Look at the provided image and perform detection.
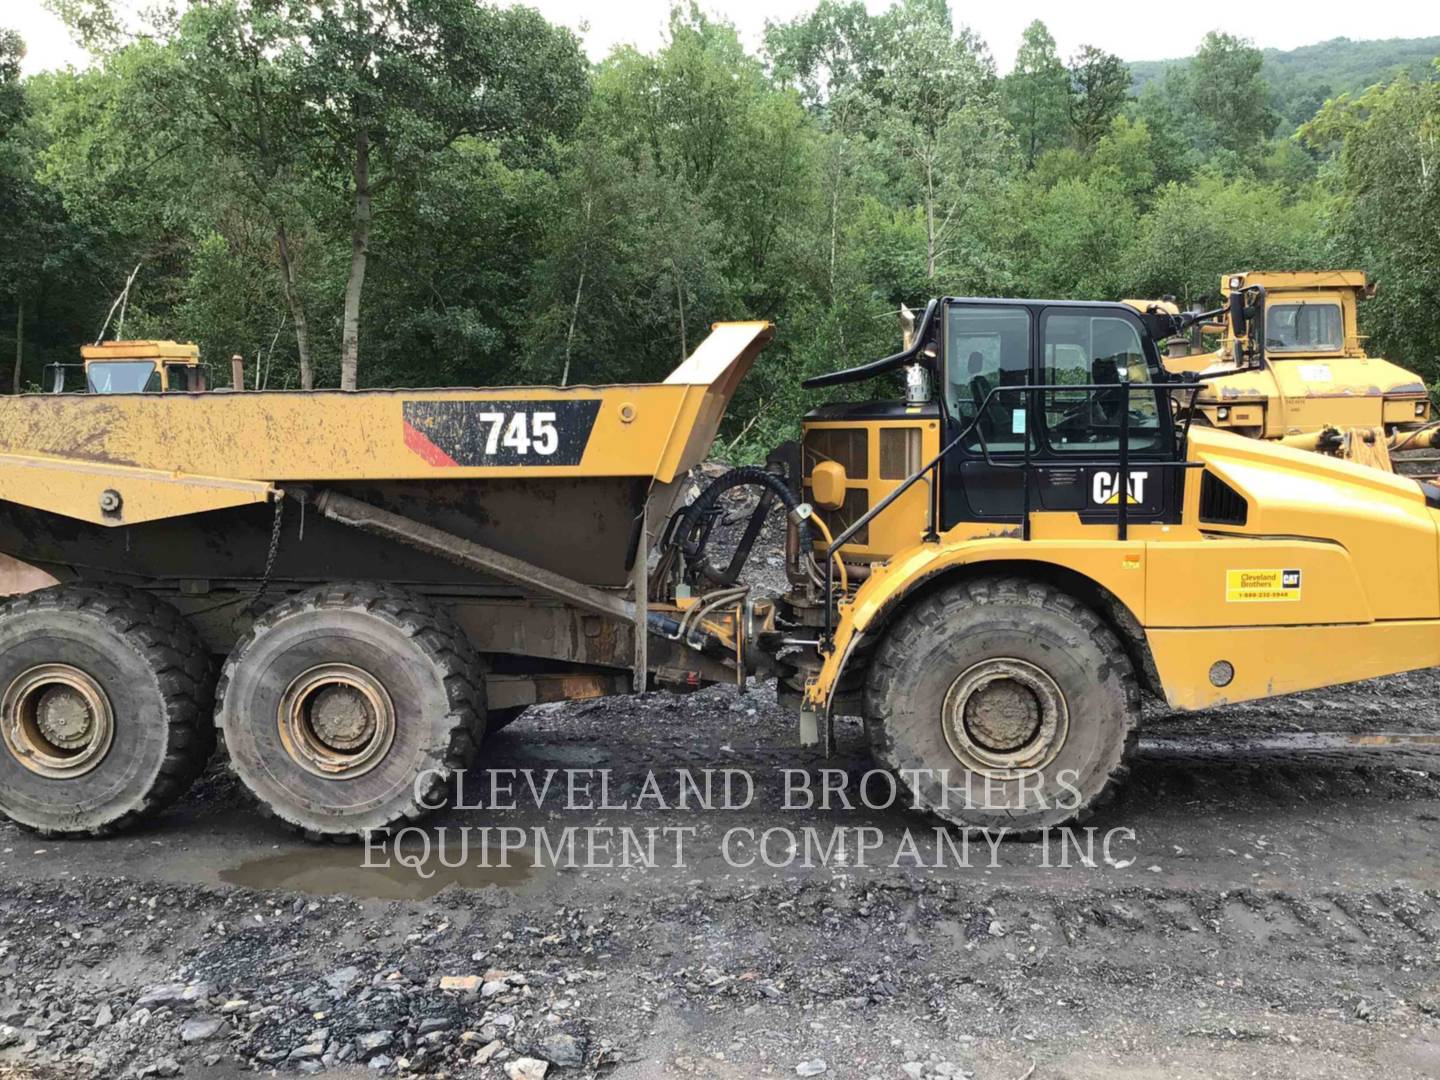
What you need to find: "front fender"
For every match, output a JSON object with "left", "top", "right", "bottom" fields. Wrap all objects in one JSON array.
[{"left": 803, "top": 537, "right": 1149, "bottom": 715}]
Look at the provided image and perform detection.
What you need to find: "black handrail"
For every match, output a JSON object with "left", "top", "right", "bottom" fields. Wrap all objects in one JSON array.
[{"left": 818, "top": 380, "right": 1204, "bottom": 645}]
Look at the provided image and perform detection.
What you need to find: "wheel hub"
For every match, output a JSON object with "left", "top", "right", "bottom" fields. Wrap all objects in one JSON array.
[
  {"left": 278, "top": 664, "right": 396, "bottom": 779},
  {"left": 941, "top": 658, "right": 1068, "bottom": 778},
  {"left": 2, "top": 664, "right": 115, "bottom": 778}
]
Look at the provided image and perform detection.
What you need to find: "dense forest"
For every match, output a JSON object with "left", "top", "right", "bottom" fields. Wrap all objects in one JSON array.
[{"left": 0, "top": 0, "right": 1437, "bottom": 456}]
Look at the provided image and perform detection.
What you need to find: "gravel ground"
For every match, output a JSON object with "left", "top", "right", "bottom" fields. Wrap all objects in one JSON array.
[{"left": 4, "top": 667, "right": 1440, "bottom": 1080}]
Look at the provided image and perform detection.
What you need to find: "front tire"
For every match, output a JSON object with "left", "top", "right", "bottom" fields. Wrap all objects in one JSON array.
[
  {"left": 0, "top": 584, "right": 215, "bottom": 836},
  {"left": 216, "top": 583, "right": 483, "bottom": 839},
  {"left": 864, "top": 576, "right": 1139, "bottom": 834}
]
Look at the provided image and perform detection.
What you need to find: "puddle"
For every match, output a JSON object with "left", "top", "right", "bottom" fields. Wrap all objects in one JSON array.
[
  {"left": 1140, "top": 731, "right": 1440, "bottom": 755},
  {"left": 220, "top": 846, "right": 535, "bottom": 901}
]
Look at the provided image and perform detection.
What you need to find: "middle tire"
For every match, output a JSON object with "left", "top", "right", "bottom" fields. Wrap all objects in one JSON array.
[{"left": 217, "top": 583, "right": 483, "bottom": 839}]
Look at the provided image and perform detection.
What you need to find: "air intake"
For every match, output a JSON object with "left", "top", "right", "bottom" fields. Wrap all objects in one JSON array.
[{"left": 1199, "top": 471, "right": 1247, "bottom": 525}]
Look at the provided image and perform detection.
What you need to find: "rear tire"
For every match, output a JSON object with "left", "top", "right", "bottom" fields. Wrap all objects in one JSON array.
[
  {"left": 216, "top": 583, "right": 483, "bottom": 839},
  {"left": 0, "top": 584, "right": 215, "bottom": 837},
  {"left": 864, "top": 576, "right": 1139, "bottom": 834}
]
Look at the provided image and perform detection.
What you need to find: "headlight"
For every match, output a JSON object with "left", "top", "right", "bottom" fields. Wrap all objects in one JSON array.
[
  {"left": 1216, "top": 406, "right": 1230, "bottom": 421},
  {"left": 1418, "top": 400, "right": 1429, "bottom": 417}
]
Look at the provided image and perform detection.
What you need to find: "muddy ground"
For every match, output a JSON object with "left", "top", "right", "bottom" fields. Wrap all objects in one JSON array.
[{"left": 2, "top": 663, "right": 1440, "bottom": 1080}]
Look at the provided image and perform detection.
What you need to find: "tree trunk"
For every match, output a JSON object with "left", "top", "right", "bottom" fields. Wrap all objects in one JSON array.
[
  {"left": 924, "top": 158, "right": 938, "bottom": 280},
  {"left": 561, "top": 267, "right": 586, "bottom": 389},
  {"left": 672, "top": 258, "right": 687, "bottom": 361},
  {"left": 340, "top": 128, "right": 372, "bottom": 392},
  {"left": 11, "top": 295, "right": 23, "bottom": 395},
  {"left": 275, "top": 223, "right": 314, "bottom": 390},
  {"left": 560, "top": 195, "right": 594, "bottom": 388}
]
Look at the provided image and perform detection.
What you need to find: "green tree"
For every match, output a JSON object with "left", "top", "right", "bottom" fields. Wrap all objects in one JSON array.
[
  {"left": 1185, "top": 31, "right": 1277, "bottom": 158},
  {"left": 1003, "top": 20, "right": 1070, "bottom": 168},
  {"left": 870, "top": 1, "right": 1010, "bottom": 279},
  {"left": 1304, "top": 73, "right": 1440, "bottom": 381},
  {"left": 297, "top": 0, "right": 587, "bottom": 388},
  {"left": 1068, "top": 45, "right": 1130, "bottom": 151}
]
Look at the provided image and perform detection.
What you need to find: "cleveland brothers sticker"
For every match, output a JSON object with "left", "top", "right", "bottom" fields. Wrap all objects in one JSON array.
[{"left": 1226, "top": 568, "right": 1302, "bottom": 602}]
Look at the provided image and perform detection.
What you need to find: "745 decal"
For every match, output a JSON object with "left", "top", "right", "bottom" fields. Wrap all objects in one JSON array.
[{"left": 402, "top": 400, "right": 600, "bottom": 467}]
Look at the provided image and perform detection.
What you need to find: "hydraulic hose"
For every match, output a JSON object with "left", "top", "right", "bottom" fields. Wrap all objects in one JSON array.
[{"left": 673, "top": 465, "right": 812, "bottom": 588}]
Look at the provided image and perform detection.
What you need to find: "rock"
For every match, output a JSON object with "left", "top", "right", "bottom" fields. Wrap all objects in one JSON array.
[
  {"left": 368, "top": 1054, "right": 394, "bottom": 1071},
  {"left": 136, "top": 1058, "right": 182, "bottom": 1079},
  {"left": 357, "top": 1030, "right": 394, "bottom": 1057},
  {"left": 134, "top": 982, "right": 210, "bottom": 1011},
  {"left": 506, "top": 1057, "right": 550, "bottom": 1080},
  {"left": 902, "top": 1064, "right": 924, "bottom": 1080},
  {"left": 417, "top": 1017, "right": 453, "bottom": 1035},
  {"left": 325, "top": 966, "right": 362, "bottom": 992},
  {"left": 94, "top": 1003, "right": 114, "bottom": 1029},
  {"left": 289, "top": 1041, "right": 326, "bottom": 1061},
  {"left": 219, "top": 999, "right": 249, "bottom": 1014},
  {"left": 475, "top": 1039, "right": 505, "bottom": 1064},
  {"left": 538, "top": 1032, "right": 585, "bottom": 1067},
  {"left": 796, "top": 1060, "right": 827, "bottom": 1077},
  {"left": 481, "top": 980, "right": 509, "bottom": 999},
  {"left": 0, "top": 1026, "right": 19, "bottom": 1050},
  {"left": 180, "top": 1017, "right": 227, "bottom": 1043},
  {"left": 1355, "top": 999, "right": 1375, "bottom": 1021},
  {"left": 483, "top": 969, "right": 515, "bottom": 983},
  {"left": 440, "top": 975, "right": 482, "bottom": 993}
]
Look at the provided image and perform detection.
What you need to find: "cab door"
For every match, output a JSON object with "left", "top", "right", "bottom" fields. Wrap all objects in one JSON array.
[
  {"left": 939, "top": 302, "right": 1035, "bottom": 522},
  {"left": 939, "top": 300, "right": 1182, "bottom": 530}
]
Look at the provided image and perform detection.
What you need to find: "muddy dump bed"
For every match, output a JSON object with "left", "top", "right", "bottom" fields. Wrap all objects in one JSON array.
[{"left": 0, "top": 323, "right": 771, "bottom": 592}]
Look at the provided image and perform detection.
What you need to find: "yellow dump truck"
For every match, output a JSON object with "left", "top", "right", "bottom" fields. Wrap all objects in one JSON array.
[
  {"left": 1132, "top": 272, "right": 1436, "bottom": 472},
  {"left": 3, "top": 301, "right": 1440, "bottom": 839},
  {"left": 46, "top": 340, "right": 207, "bottom": 394}
]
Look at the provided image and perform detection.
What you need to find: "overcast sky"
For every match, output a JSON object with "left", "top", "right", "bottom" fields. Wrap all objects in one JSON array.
[{"left": 6, "top": 0, "right": 1440, "bottom": 76}]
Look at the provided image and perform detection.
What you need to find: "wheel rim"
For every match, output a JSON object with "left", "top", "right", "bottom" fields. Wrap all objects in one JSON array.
[
  {"left": 278, "top": 663, "right": 396, "bottom": 779},
  {"left": 2, "top": 664, "right": 116, "bottom": 779},
  {"left": 940, "top": 658, "right": 1068, "bottom": 778}
]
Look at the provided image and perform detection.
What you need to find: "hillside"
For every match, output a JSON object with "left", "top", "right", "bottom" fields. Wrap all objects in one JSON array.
[{"left": 1130, "top": 35, "right": 1440, "bottom": 126}]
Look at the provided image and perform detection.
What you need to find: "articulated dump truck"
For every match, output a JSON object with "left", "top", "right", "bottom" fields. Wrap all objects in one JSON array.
[
  {"left": 3, "top": 301, "right": 1440, "bottom": 840},
  {"left": 1130, "top": 271, "right": 1439, "bottom": 475}
]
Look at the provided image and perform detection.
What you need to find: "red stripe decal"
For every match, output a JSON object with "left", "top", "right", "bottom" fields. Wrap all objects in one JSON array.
[{"left": 403, "top": 420, "right": 460, "bottom": 467}]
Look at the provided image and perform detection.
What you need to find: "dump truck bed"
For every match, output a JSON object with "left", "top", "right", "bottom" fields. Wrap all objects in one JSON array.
[{"left": 0, "top": 322, "right": 771, "bottom": 595}]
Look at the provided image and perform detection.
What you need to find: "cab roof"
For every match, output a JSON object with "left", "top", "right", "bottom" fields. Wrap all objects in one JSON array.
[
  {"left": 80, "top": 340, "right": 200, "bottom": 362},
  {"left": 1222, "top": 270, "right": 1368, "bottom": 294}
]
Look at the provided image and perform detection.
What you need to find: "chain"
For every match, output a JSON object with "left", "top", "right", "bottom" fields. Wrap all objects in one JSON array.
[{"left": 249, "top": 492, "right": 285, "bottom": 612}]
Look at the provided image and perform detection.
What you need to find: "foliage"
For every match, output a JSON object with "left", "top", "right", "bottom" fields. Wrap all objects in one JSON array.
[{"left": 1, "top": 3, "right": 1439, "bottom": 455}]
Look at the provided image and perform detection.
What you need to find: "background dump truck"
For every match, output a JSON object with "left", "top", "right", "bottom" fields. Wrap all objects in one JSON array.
[
  {"left": 44, "top": 340, "right": 208, "bottom": 395},
  {"left": 1137, "top": 271, "right": 1438, "bottom": 474},
  {"left": 3, "top": 302, "right": 1440, "bottom": 840}
]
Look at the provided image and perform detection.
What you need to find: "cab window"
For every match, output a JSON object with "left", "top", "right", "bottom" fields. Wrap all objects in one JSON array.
[
  {"left": 165, "top": 364, "right": 193, "bottom": 391},
  {"left": 1266, "top": 302, "right": 1342, "bottom": 352},
  {"left": 87, "top": 361, "right": 160, "bottom": 394},
  {"left": 1041, "top": 312, "right": 1161, "bottom": 454},
  {"left": 945, "top": 305, "right": 1031, "bottom": 452}
]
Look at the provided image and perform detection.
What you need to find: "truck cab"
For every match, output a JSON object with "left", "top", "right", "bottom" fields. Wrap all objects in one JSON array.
[
  {"left": 1181, "top": 271, "right": 1429, "bottom": 439},
  {"left": 48, "top": 340, "right": 206, "bottom": 394},
  {"left": 802, "top": 297, "right": 1180, "bottom": 566}
]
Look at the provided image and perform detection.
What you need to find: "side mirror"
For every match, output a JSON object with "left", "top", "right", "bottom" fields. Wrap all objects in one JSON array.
[
  {"left": 899, "top": 304, "right": 916, "bottom": 350},
  {"left": 1228, "top": 289, "right": 1247, "bottom": 337},
  {"left": 810, "top": 461, "right": 848, "bottom": 511}
]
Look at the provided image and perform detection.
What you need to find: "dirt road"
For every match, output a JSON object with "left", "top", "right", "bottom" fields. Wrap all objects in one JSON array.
[{"left": 4, "top": 669, "right": 1440, "bottom": 1080}]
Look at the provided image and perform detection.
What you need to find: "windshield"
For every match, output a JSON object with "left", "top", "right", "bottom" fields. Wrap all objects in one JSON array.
[
  {"left": 1265, "top": 302, "right": 1343, "bottom": 352},
  {"left": 87, "top": 361, "right": 159, "bottom": 393}
]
